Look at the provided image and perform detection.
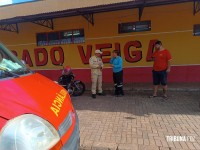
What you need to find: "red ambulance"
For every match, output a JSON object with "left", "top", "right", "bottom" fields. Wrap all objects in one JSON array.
[{"left": 0, "top": 43, "right": 80, "bottom": 150}]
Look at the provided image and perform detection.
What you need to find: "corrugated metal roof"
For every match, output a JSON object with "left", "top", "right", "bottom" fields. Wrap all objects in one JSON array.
[
  {"left": 0, "top": 0, "right": 133, "bottom": 20},
  {"left": 0, "top": 0, "right": 193, "bottom": 24}
]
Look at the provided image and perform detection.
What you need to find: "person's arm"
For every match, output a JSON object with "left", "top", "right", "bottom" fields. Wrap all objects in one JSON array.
[
  {"left": 100, "top": 60, "right": 104, "bottom": 68},
  {"left": 166, "top": 60, "right": 171, "bottom": 73},
  {"left": 110, "top": 57, "right": 114, "bottom": 67},
  {"left": 98, "top": 58, "right": 103, "bottom": 69},
  {"left": 166, "top": 50, "right": 172, "bottom": 73},
  {"left": 89, "top": 57, "right": 99, "bottom": 69},
  {"left": 110, "top": 57, "right": 114, "bottom": 64}
]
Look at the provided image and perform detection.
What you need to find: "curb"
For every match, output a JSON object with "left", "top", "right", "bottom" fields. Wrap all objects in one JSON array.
[{"left": 85, "top": 88, "right": 200, "bottom": 92}]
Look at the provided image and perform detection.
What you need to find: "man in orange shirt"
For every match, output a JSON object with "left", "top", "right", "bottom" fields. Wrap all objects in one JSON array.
[{"left": 150, "top": 40, "right": 172, "bottom": 98}]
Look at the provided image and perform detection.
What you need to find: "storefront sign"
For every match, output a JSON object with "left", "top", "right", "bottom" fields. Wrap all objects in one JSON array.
[{"left": 11, "top": 40, "right": 157, "bottom": 67}]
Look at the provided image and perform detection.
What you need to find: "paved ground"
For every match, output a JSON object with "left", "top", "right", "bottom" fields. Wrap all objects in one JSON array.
[{"left": 72, "top": 86, "right": 200, "bottom": 150}]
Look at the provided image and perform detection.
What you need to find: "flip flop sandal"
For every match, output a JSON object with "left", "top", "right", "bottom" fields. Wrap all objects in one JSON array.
[
  {"left": 149, "top": 95, "right": 157, "bottom": 98},
  {"left": 163, "top": 95, "right": 168, "bottom": 99}
]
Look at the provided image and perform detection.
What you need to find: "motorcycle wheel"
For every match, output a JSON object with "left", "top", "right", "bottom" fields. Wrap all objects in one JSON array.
[
  {"left": 58, "top": 76, "right": 73, "bottom": 96},
  {"left": 72, "top": 81, "right": 85, "bottom": 96}
]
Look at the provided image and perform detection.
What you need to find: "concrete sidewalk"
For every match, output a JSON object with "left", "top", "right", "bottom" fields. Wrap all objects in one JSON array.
[
  {"left": 72, "top": 91, "right": 200, "bottom": 150},
  {"left": 85, "top": 82, "right": 200, "bottom": 92}
]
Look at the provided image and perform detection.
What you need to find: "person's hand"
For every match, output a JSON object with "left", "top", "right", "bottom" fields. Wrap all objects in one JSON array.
[
  {"left": 98, "top": 64, "right": 102, "bottom": 69},
  {"left": 166, "top": 68, "right": 170, "bottom": 73}
]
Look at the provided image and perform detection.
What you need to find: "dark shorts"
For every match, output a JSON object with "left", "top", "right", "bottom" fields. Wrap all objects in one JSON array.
[{"left": 152, "top": 70, "right": 168, "bottom": 86}]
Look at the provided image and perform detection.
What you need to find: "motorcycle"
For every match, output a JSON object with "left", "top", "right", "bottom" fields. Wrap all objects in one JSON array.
[{"left": 57, "top": 65, "right": 85, "bottom": 96}]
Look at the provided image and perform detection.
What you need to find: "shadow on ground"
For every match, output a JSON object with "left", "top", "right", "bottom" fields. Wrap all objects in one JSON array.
[{"left": 72, "top": 91, "right": 200, "bottom": 117}]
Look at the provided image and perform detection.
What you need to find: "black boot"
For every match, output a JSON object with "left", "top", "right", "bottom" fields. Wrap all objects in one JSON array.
[
  {"left": 115, "top": 87, "right": 119, "bottom": 96},
  {"left": 92, "top": 94, "right": 96, "bottom": 99},
  {"left": 120, "top": 87, "right": 124, "bottom": 96}
]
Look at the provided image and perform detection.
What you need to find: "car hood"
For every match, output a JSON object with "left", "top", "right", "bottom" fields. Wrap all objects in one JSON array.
[{"left": 0, "top": 73, "right": 73, "bottom": 129}]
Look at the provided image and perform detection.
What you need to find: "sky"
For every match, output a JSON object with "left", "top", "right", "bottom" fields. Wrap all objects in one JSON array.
[{"left": 0, "top": 0, "right": 34, "bottom": 6}]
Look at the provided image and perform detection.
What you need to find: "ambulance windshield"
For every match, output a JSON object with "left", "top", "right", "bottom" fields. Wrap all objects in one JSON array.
[{"left": 0, "top": 43, "right": 31, "bottom": 79}]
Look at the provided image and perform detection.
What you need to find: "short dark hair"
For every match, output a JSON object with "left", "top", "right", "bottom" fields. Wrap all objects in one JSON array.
[
  {"left": 155, "top": 40, "right": 162, "bottom": 45},
  {"left": 112, "top": 50, "right": 120, "bottom": 56}
]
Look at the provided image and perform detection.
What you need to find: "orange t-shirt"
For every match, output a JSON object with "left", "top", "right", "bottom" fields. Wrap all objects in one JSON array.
[{"left": 153, "top": 49, "right": 172, "bottom": 71}]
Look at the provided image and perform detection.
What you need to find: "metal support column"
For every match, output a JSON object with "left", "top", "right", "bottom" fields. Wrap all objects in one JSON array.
[
  {"left": 194, "top": 0, "right": 200, "bottom": 15},
  {"left": 138, "top": 0, "right": 145, "bottom": 21},
  {"left": 82, "top": 13, "right": 94, "bottom": 26},
  {"left": 0, "top": 23, "right": 19, "bottom": 33},
  {"left": 32, "top": 19, "right": 54, "bottom": 30}
]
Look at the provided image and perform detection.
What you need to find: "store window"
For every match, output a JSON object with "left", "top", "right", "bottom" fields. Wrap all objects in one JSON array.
[
  {"left": 118, "top": 21, "right": 151, "bottom": 33},
  {"left": 193, "top": 24, "right": 200, "bottom": 36},
  {"left": 37, "top": 33, "right": 48, "bottom": 46},
  {"left": 36, "top": 29, "right": 85, "bottom": 46},
  {"left": 60, "top": 31, "right": 73, "bottom": 44},
  {"left": 48, "top": 32, "right": 60, "bottom": 45},
  {"left": 73, "top": 29, "right": 85, "bottom": 43}
]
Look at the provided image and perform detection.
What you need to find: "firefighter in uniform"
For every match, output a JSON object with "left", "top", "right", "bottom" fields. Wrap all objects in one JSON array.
[{"left": 89, "top": 49, "right": 104, "bottom": 98}]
